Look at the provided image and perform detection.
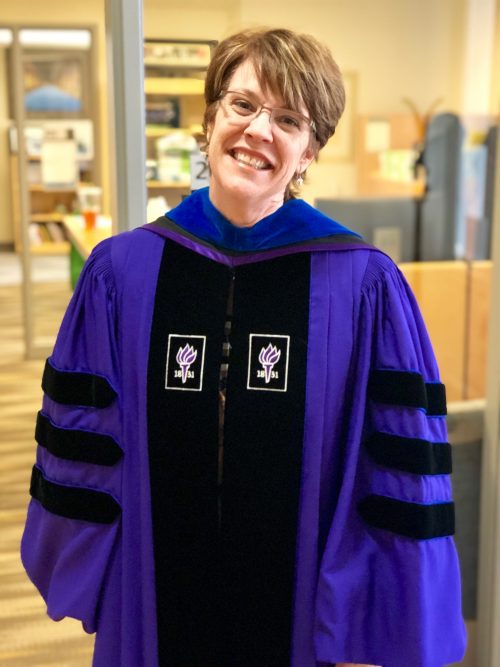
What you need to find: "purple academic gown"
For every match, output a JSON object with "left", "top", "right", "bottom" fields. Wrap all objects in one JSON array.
[{"left": 21, "top": 191, "right": 466, "bottom": 667}]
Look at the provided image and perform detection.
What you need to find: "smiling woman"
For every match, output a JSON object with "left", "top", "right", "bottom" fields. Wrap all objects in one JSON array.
[
  {"left": 206, "top": 59, "right": 316, "bottom": 225},
  {"left": 21, "top": 28, "right": 466, "bottom": 667},
  {"left": 203, "top": 28, "right": 345, "bottom": 224}
]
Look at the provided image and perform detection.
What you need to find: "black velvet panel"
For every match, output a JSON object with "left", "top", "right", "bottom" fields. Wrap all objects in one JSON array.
[
  {"left": 30, "top": 465, "right": 120, "bottom": 524},
  {"left": 368, "top": 369, "right": 427, "bottom": 409},
  {"left": 426, "top": 382, "right": 447, "bottom": 416},
  {"left": 221, "top": 253, "right": 310, "bottom": 666},
  {"left": 147, "top": 240, "right": 231, "bottom": 667},
  {"left": 42, "top": 359, "right": 117, "bottom": 408},
  {"left": 358, "top": 494, "right": 455, "bottom": 539},
  {"left": 365, "top": 431, "right": 452, "bottom": 475},
  {"left": 35, "top": 411, "right": 123, "bottom": 466}
]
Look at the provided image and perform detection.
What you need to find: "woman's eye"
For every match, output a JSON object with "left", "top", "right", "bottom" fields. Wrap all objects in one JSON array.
[
  {"left": 276, "top": 114, "right": 301, "bottom": 129},
  {"left": 232, "top": 98, "right": 255, "bottom": 114}
]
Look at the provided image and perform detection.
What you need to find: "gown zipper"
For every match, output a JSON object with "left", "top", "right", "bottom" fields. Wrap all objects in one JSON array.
[{"left": 218, "top": 268, "right": 235, "bottom": 530}]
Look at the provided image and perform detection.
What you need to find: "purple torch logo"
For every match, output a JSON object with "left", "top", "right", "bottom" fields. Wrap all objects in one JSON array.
[
  {"left": 176, "top": 343, "right": 198, "bottom": 384},
  {"left": 258, "top": 343, "right": 281, "bottom": 383}
]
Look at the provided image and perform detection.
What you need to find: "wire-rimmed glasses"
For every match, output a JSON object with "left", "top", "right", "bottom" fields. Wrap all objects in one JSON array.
[{"left": 219, "top": 90, "right": 316, "bottom": 136}]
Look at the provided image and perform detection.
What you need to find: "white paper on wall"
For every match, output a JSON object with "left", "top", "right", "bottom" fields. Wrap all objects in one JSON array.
[{"left": 366, "top": 120, "right": 391, "bottom": 153}]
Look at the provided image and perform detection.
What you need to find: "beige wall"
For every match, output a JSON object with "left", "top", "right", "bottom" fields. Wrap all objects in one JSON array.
[
  {"left": 238, "top": 0, "right": 466, "bottom": 115},
  {"left": 1, "top": 0, "right": 497, "bottom": 242},
  {"left": 0, "top": 48, "right": 13, "bottom": 244},
  {"left": 492, "top": 0, "right": 500, "bottom": 114},
  {"left": 144, "top": 4, "right": 241, "bottom": 41},
  {"left": 0, "top": 0, "right": 108, "bottom": 246},
  {"left": 145, "top": 0, "right": 469, "bottom": 203}
]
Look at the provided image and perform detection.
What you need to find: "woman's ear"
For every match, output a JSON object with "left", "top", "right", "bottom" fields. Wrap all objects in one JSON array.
[
  {"left": 206, "top": 121, "right": 213, "bottom": 145},
  {"left": 298, "top": 145, "right": 315, "bottom": 174}
]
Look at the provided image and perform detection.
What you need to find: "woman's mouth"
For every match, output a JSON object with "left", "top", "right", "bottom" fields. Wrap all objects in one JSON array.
[{"left": 230, "top": 150, "right": 273, "bottom": 171}]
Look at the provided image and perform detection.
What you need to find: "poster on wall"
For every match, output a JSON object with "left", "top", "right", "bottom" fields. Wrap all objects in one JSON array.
[
  {"left": 144, "top": 40, "right": 214, "bottom": 69},
  {"left": 22, "top": 120, "right": 94, "bottom": 160},
  {"left": 146, "top": 98, "right": 180, "bottom": 128},
  {"left": 23, "top": 54, "right": 86, "bottom": 117}
]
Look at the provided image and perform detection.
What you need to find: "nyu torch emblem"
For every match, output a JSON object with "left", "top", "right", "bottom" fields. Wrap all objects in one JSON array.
[
  {"left": 176, "top": 343, "right": 198, "bottom": 383},
  {"left": 247, "top": 334, "right": 289, "bottom": 392},
  {"left": 165, "top": 334, "right": 206, "bottom": 391},
  {"left": 258, "top": 343, "right": 281, "bottom": 383}
]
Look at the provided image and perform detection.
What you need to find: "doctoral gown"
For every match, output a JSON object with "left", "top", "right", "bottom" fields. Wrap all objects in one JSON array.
[{"left": 21, "top": 188, "right": 466, "bottom": 667}]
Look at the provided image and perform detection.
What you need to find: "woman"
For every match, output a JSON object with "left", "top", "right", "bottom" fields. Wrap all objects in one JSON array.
[{"left": 22, "top": 29, "right": 465, "bottom": 667}]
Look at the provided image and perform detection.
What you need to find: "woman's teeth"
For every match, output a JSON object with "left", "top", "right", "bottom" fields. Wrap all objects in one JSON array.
[{"left": 232, "top": 151, "right": 271, "bottom": 170}]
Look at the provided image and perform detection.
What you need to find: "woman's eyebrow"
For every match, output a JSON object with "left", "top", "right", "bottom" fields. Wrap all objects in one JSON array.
[
  {"left": 230, "top": 88, "right": 259, "bottom": 97},
  {"left": 231, "top": 88, "right": 290, "bottom": 108}
]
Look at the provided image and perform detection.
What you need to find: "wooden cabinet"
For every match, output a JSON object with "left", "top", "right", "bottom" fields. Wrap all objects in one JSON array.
[{"left": 399, "top": 260, "right": 493, "bottom": 401}]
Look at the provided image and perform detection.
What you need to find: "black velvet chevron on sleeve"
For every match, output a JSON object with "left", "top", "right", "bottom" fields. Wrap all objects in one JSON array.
[
  {"left": 368, "top": 370, "right": 447, "bottom": 416},
  {"left": 365, "top": 432, "right": 452, "bottom": 475},
  {"left": 368, "top": 370, "right": 427, "bottom": 409},
  {"left": 42, "top": 359, "right": 117, "bottom": 408},
  {"left": 35, "top": 412, "right": 123, "bottom": 466},
  {"left": 358, "top": 494, "right": 455, "bottom": 539},
  {"left": 30, "top": 466, "right": 121, "bottom": 524},
  {"left": 425, "top": 382, "right": 447, "bottom": 416}
]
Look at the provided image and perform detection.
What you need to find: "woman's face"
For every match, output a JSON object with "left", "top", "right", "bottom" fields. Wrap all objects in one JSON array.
[{"left": 206, "top": 59, "right": 315, "bottom": 219}]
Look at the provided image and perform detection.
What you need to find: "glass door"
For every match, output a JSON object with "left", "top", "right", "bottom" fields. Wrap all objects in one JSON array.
[{"left": 6, "top": 26, "right": 97, "bottom": 358}]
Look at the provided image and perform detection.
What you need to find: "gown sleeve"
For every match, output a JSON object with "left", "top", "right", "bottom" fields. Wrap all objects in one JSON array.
[
  {"left": 314, "top": 252, "right": 467, "bottom": 667},
  {"left": 20, "top": 239, "right": 122, "bottom": 634}
]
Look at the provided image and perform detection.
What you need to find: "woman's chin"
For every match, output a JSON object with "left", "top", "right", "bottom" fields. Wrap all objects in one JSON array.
[
  {"left": 212, "top": 174, "right": 268, "bottom": 201},
  {"left": 210, "top": 157, "right": 288, "bottom": 210}
]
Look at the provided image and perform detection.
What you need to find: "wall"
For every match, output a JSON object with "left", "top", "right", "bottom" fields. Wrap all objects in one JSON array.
[
  {"left": 144, "top": 0, "right": 470, "bottom": 203},
  {"left": 143, "top": 1, "right": 241, "bottom": 41},
  {"left": 1, "top": 0, "right": 494, "bottom": 240},
  {"left": 238, "top": 0, "right": 466, "bottom": 115},
  {"left": 240, "top": 0, "right": 468, "bottom": 202},
  {"left": 0, "top": 0, "right": 109, "bottom": 246},
  {"left": 0, "top": 47, "right": 12, "bottom": 245},
  {"left": 492, "top": 0, "right": 500, "bottom": 114}
]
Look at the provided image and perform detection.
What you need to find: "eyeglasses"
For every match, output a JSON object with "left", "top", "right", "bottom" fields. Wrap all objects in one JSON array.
[{"left": 219, "top": 90, "right": 316, "bottom": 136}]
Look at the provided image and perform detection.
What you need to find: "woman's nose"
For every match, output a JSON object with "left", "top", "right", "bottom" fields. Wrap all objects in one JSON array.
[{"left": 244, "top": 109, "right": 274, "bottom": 141}]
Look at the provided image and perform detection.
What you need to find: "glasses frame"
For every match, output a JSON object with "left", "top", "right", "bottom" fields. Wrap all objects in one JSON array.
[{"left": 219, "top": 89, "right": 317, "bottom": 135}]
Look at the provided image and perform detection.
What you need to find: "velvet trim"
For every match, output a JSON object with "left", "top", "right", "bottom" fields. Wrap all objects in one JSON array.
[
  {"left": 426, "top": 382, "right": 447, "bottom": 416},
  {"left": 368, "top": 370, "right": 424, "bottom": 410},
  {"left": 42, "top": 359, "right": 117, "bottom": 408},
  {"left": 365, "top": 431, "right": 452, "bottom": 475},
  {"left": 358, "top": 494, "right": 455, "bottom": 539},
  {"left": 147, "top": 240, "right": 231, "bottom": 666},
  {"left": 220, "top": 251, "right": 310, "bottom": 665},
  {"left": 30, "top": 465, "right": 121, "bottom": 524},
  {"left": 35, "top": 411, "right": 123, "bottom": 466},
  {"left": 165, "top": 187, "right": 360, "bottom": 252},
  {"left": 146, "top": 240, "right": 310, "bottom": 665}
]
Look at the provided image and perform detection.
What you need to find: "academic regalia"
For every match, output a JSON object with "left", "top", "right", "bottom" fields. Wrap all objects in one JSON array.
[{"left": 21, "top": 188, "right": 466, "bottom": 667}]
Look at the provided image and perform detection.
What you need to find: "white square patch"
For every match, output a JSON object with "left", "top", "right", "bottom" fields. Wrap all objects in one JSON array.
[
  {"left": 246, "top": 333, "right": 290, "bottom": 392},
  {"left": 165, "top": 334, "right": 206, "bottom": 392}
]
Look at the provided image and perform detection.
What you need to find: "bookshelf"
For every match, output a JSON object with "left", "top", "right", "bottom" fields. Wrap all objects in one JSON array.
[
  {"left": 144, "top": 39, "right": 214, "bottom": 206},
  {"left": 8, "top": 37, "right": 97, "bottom": 256}
]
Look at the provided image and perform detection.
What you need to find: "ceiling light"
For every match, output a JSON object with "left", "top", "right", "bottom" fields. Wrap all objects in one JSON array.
[{"left": 20, "top": 29, "right": 91, "bottom": 49}]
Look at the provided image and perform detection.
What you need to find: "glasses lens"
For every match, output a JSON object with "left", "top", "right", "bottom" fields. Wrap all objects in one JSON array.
[
  {"left": 271, "top": 109, "right": 307, "bottom": 134},
  {"left": 221, "top": 91, "right": 310, "bottom": 134},
  {"left": 225, "top": 92, "right": 257, "bottom": 118}
]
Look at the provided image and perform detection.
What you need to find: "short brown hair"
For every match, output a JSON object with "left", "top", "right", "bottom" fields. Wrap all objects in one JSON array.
[{"left": 203, "top": 28, "right": 345, "bottom": 153}]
